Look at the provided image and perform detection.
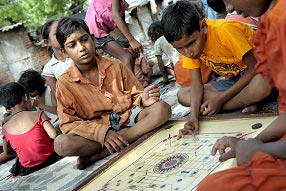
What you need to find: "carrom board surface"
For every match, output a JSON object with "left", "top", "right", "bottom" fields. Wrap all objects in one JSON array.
[{"left": 77, "top": 115, "right": 277, "bottom": 191}]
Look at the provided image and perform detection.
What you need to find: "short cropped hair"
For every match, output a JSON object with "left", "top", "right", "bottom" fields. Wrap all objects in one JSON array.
[
  {"left": 161, "top": 0, "right": 201, "bottom": 43},
  {"left": 18, "top": 69, "right": 46, "bottom": 96},
  {"left": 0, "top": 82, "right": 29, "bottom": 110},
  {"left": 56, "top": 17, "right": 91, "bottom": 48},
  {"left": 147, "top": 21, "right": 163, "bottom": 42}
]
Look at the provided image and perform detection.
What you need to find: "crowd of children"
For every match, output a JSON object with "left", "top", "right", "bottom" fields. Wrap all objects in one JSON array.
[{"left": 0, "top": 0, "right": 285, "bottom": 189}]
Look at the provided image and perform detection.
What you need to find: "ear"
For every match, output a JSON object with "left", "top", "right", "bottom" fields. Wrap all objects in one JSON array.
[
  {"left": 24, "top": 94, "right": 29, "bottom": 102},
  {"left": 201, "top": 19, "right": 208, "bottom": 34},
  {"left": 43, "top": 39, "right": 49, "bottom": 46},
  {"left": 60, "top": 48, "right": 68, "bottom": 57}
]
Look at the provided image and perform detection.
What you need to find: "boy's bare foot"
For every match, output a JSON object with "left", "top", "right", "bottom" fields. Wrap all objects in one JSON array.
[
  {"left": 242, "top": 105, "right": 258, "bottom": 113},
  {"left": 76, "top": 149, "right": 110, "bottom": 170},
  {"left": 77, "top": 156, "right": 93, "bottom": 170}
]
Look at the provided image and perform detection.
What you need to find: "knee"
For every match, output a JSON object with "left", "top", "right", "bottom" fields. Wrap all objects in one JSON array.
[
  {"left": 121, "top": 52, "right": 135, "bottom": 66},
  {"left": 249, "top": 77, "right": 272, "bottom": 101},
  {"left": 154, "top": 101, "right": 172, "bottom": 121},
  {"left": 54, "top": 135, "right": 73, "bottom": 157},
  {"left": 177, "top": 88, "right": 191, "bottom": 106}
]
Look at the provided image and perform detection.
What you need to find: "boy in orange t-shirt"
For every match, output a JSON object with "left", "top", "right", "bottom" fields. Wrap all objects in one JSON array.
[{"left": 161, "top": 0, "right": 272, "bottom": 136}]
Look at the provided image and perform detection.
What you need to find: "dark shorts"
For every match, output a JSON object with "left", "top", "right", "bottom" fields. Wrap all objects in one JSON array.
[
  {"left": 209, "top": 70, "right": 248, "bottom": 91},
  {"left": 95, "top": 35, "right": 115, "bottom": 49},
  {"left": 10, "top": 151, "right": 61, "bottom": 176},
  {"left": 110, "top": 107, "right": 142, "bottom": 131}
]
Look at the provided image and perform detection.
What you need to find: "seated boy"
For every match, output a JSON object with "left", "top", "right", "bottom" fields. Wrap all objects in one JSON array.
[
  {"left": 197, "top": 0, "right": 286, "bottom": 190},
  {"left": 161, "top": 0, "right": 272, "bottom": 135},
  {"left": 54, "top": 17, "right": 171, "bottom": 169}
]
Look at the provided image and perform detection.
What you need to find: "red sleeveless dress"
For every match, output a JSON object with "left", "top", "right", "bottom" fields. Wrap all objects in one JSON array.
[{"left": 3, "top": 111, "right": 54, "bottom": 168}]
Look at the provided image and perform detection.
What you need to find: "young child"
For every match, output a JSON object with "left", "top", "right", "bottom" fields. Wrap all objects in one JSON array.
[
  {"left": 85, "top": 0, "right": 141, "bottom": 72},
  {"left": 147, "top": 21, "right": 178, "bottom": 84},
  {"left": 197, "top": 0, "right": 286, "bottom": 190},
  {"left": 161, "top": 0, "right": 272, "bottom": 135},
  {"left": 41, "top": 19, "right": 72, "bottom": 97},
  {"left": 0, "top": 82, "right": 59, "bottom": 176},
  {"left": 18, "top": 69, "right": 59, "bottom": 129},
  {"left": 0, "top": 109, "right": 16, "bottom": 164},
  {"left": 54, "top": 17, "right": 171, "bottom": 170}
]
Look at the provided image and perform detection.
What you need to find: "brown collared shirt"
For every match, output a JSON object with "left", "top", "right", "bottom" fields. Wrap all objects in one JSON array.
[{"left": 56, "top": 55, "right": 143, "bottom": 144}]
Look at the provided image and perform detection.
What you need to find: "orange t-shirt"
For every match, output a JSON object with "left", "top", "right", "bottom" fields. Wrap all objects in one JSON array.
[{"left": 183, "top": 19, "right": 255, "bottom": 78}]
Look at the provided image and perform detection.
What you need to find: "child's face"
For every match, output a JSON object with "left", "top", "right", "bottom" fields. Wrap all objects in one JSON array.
[
  {"left": 63, "top": 28, "right": 96, "bottom": 65},
  {"left": 223, "top": 0, "right": 270, "bottom": 17},
  {"left": 47, "top": 21, "right": 63, "bottom": 53},
  {"left": 171, "top": 22, "right": 207, "bottom": 59}
]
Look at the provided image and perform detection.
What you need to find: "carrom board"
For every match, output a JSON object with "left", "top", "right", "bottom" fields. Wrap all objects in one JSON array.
[{"left": 76, "top": 115, "right": 277, "bottom": 191}]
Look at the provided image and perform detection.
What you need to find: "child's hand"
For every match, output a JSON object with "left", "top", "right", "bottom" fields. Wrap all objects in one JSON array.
[
  {"left": 178, "top": 116, "right": 199, "bottom": 139},
  {"left": 201, "top": 91, "right": 223, "bottom": 115},
  {"left": 211, "top": 136, "right": 241, "bottom": 162},
  {"left": 235, "top": 138, "right": 263, "bottom": 165},
  {"left": 129, "top": 39, "right": 143, "bottom": 57},
  {"left": 142, "top": 84, "right": 160, "bottom": 107},
  {"left": 104, "top": 129, "right": 129, "bottom": 154}
]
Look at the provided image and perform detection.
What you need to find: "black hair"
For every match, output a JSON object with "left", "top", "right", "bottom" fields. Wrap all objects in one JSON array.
[
  {"left": 161, "top": 0, "right": 201, "bottom": 43},
  {"left": 41, "top": 18, "right": 58, "bottom": 40},
  {"left": 41, "top": 19, "right": 59, "bottom": 57},
  {"left": 18, "top": 69, "right": 46, "bottom": 96},
  {"left": 0, "top": 82, "right": 29, "bottom": 110},
  {"left": 56, "top": 17, "right": 91, "bottom": 48},
  {"left": 147, "top": 21, "right": 163, "bottom": 42},
  {"left": 207, "top": 0, "right": 226, "bottom": 13}
]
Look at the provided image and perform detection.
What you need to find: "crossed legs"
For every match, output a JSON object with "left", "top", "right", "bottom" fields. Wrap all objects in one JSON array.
[
  {"left": 54, "top": 101, "right": 171, "bottom": 169},
  {"left": 177, "top": 74, "right": 272, "bottom": 112}
]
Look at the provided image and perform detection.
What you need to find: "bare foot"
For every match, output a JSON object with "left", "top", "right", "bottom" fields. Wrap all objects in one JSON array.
[
  {"left": 76, "top": 149, "right": 110, "bottom": 170},
  {"left": 242, "top": 105, "right": 258, "bottom": 113}
]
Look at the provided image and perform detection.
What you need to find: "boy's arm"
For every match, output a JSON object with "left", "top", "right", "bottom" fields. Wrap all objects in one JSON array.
[
  {"left": 178, "top": 68, "right": 203, "bottom": 138},
  {"left": 111, "top": 0, "right": 143, "bottom": 54},
  {"left": 41, "top": 111, "right": 58, "bottom": 139},
  {"left": 156, "top": 56, "right": 169, "bottom": 83},
  {"left": 56, "top": 81, "right": 111, "bottom": 144},
  {"left": 36, "top": 104, "right": 57, "bottom": 115},
  {"left": 255, "top": 112, "right": 286, "bottom": 142},
  {"left": 190, "top": 68, "right": 204, "bottom": 120},
  {"left": 236, "top": 138, "right": 286, "bottom": 165},
  {"left": 201, "top": 50, "right": 256, "bottom": 115},
  {"left": 2, "top": 135, "right": 15, "bottom": 155},
  {"left": 121, "top": 61, "right": 144, "bottom": 106},
  {"left": 44, "top": 76, "right": 57, "bottom": 97}
]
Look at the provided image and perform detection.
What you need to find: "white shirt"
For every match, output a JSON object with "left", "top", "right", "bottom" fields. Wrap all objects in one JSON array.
[
  {"left": 153, "top": 36, "right": 179, "bottom": 67},
  {"left": 41, "top": 54, "right": 72, "bottom": 79}
]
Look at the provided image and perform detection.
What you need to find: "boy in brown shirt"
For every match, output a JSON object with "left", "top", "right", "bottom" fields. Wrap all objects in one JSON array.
[{"left": 54, "top": 17, "right": 171, "bottom": 169}]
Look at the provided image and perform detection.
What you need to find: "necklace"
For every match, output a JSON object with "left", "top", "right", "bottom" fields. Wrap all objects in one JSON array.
[{"left": 12, "top": 110, "right": 26, "bottom": 116}]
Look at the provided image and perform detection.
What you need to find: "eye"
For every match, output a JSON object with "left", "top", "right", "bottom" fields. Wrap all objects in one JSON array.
[
  {"left": 81, "top": 36, "right": 89, "bottom": 42},
  {"left": 67, "top": 43, "right": 75, "bottom": 48},
  {"left": 188, "top": 40, "right": 196, "bottom": 47}
]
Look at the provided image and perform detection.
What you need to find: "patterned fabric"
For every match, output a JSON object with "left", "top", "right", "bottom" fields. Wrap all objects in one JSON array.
[
  {"left": 254, "top": 0, "right": 286, "bottom": 114},
  {"left": 56, "top": 55, "right": 144, "bottom": 144},
  {"left": 153, "top": 36, "right": 179, "bottom": 66},
  {"left": 183, "top": 19, "right": 255, "bottom": 78}
]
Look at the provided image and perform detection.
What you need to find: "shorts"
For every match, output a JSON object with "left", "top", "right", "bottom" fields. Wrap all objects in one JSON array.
[
  {"left": 95, "top": 35, "right": 115, "bottom": 49},
  {"left": 209, "top": 70, "right": 248, "bottom": 91},
  {"left": 110, "top": 107, "right": 142, "bottom": 131}
]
